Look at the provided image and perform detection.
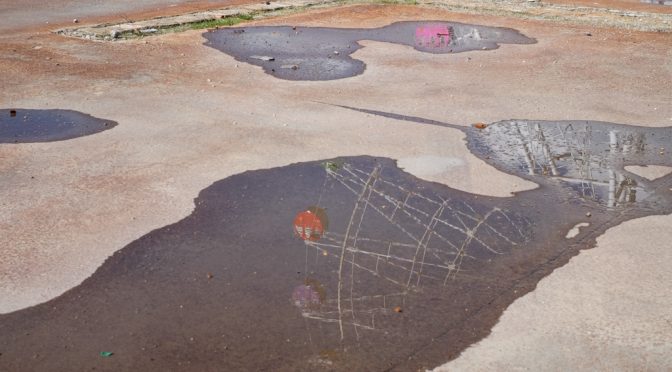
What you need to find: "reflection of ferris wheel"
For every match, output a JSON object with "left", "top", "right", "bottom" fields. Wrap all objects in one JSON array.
[
  {"left": 484, "top": 120, "right": 648, "bottom": 207},
  {"left": 292, "top": 161, "right": 530, "bottom": 340}
]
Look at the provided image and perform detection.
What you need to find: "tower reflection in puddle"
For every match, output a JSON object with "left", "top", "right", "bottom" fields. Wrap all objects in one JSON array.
[{"left": 470, "top": 120, "right": 672, "bottom": 209}]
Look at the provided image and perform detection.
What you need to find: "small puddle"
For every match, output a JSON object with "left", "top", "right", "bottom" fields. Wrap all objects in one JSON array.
[
  {"left": 641, "top": 0, "right": 672, "bottom": 5},
  {"left": 0, "top": 109, "right": 117, "bottom": 143},
  {"left": 203, "top": 21, "right": 536, "bottom": 80},
  {"left": 1, "top": 141, "right": 670, "bottom": 370}
]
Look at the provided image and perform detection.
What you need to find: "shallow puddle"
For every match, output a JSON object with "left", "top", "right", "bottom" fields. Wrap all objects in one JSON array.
[
  {"left": 468, "top": 120, "right": 672, "bottom": 209},
  {"left": 0, "top": 109, "right": 117, "bottom": 143},
  {"left": 332, "top": 104, "right": 672, "bottom": 209},
  {"left": 1, "top": 134, "right": 670, "bottom": 370},
  {"left": 203, "top": 21, "right": 535, "bottom": 80}
]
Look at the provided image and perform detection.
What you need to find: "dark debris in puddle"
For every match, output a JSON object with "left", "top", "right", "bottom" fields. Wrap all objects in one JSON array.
[
  {"left": 203, "top": 21, "right": 536, "bottom": 80},
  {"left": 0, "top": 109, "right": 117, "bottom": 143}
]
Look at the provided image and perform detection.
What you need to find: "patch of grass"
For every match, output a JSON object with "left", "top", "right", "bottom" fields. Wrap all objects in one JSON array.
[
  {"left": 187, "top": 14, "right": 255, "bottom": 30},
  {"left": 379, "top": 0, "right": 418, "bottom": 4},
  {"left": 120, "top": 14, "right": 254, "bottom": 39},
  {"left": 120, "top": 13, "right": 256, "bottom": 38},
  {"left": 105, "top": 0, "right": 425, "bottom": 40}
]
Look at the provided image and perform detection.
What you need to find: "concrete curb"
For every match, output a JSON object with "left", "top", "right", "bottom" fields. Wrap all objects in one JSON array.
[
  {"left": 55, "top": 0, "right": 340, "bottom": 41},
  {"left": 55, "top": 0, "right": 672, "bottom": 40}
]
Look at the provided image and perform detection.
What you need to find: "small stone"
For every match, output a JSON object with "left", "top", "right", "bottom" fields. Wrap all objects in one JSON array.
[
  {"left": 585, "top": 32, "right": 592, "bottom": 37},
  {"left": 473, "top": 123, "right": 487, "bottom": 129},
  {"left": 333, "top": 50, "right": 339, "bottom": 55},
  {"left": 586, "top": 212, "right": 592, "bottom": 217},
  {"left": 393, "top": 306, "right": 403, "bottom": 313},
  {"left": 73, "top": 19, "right": 79, "bottom": 24},
  {"left": 110, "top": 30, "right": 120, "bottom": 39}
]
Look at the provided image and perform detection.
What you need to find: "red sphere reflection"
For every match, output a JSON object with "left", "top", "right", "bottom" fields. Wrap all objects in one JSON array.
[{"left": 293, "top": 206, "right": 328, "bottom": 241}]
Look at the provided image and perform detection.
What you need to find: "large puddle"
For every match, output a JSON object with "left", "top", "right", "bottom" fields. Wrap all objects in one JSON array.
[
  {"left": 203, "top": 21, "right": 535, "bottom": 80},
  {"left": 0, "top": 109, "right": 117, "bottom": 143},
  {"left": 1, "top": 118, "right": 670, "bottom": 370}
]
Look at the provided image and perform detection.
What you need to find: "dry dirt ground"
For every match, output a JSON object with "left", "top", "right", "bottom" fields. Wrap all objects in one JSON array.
[
  {"left": 0, "top": 0, "right": 251, "bottom": 32},
  {"left": 1, "top": 1, "right": 671, "bottom": 370}
]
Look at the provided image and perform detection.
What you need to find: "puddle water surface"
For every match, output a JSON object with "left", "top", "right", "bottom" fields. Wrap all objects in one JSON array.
[
  {"left": 469, "top": 120, "right": 672, "bottom": 209},
  {"left": 203, "top": 21, "right": 535, "bottom": 80},
  {"left": 641, "top": 0, "right": 672, "bottom": 5},
  {"left": 0, "top": 109, "right": 117, "bottom": 143},
  {"left": 1, "top": 117, "right": 670, "bottom": 372},
  {"left": 333, "top": 104, "right": 672, "bottom": 210}
]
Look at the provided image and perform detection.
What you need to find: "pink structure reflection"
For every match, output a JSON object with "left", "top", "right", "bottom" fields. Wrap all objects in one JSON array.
[{"left": 415, "top": 24, "right": 452, "bottom": 48}]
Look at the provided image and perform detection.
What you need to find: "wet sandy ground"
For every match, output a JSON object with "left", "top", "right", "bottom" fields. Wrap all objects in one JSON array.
[{"left": 1, "top": 2, "right": 671, "bottom": 370}]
